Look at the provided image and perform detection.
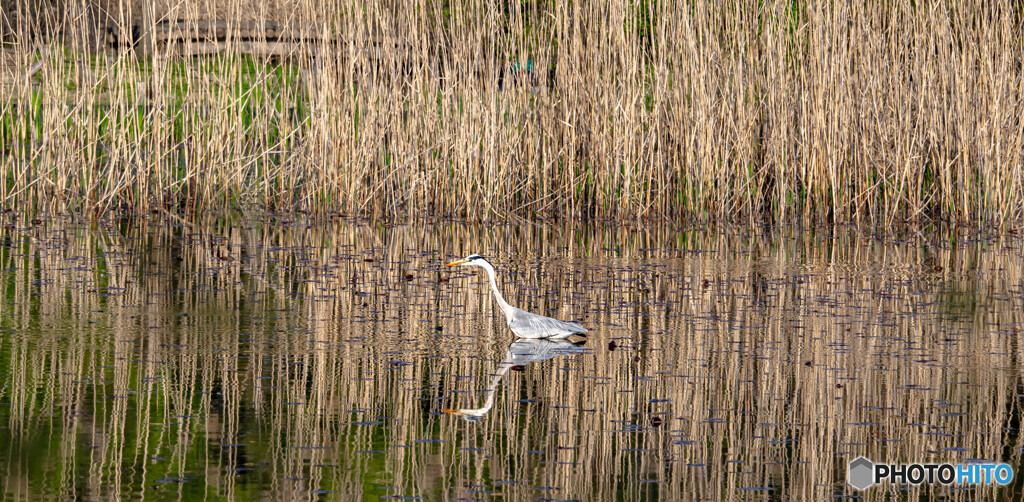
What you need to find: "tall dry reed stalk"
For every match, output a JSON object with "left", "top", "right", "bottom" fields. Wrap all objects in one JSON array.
[{"left": 0, "top": 1, "right": 1022, "bottom": 225}]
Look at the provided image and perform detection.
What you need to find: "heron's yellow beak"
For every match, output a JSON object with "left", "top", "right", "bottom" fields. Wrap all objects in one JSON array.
[
  {"left": 445, "top": 259, "right": 469, "bottom": 267},
  {"left": 443, "top": 408, "right": 461, "bottom": 414}
]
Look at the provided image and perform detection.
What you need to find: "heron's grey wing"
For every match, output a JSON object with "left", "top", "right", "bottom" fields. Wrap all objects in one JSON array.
[
  {"left": 508, "top": 310, "right": 588, "bottom": 338},
  {"left": 504, "top": 339, "right": 588, "bottom": 365}
]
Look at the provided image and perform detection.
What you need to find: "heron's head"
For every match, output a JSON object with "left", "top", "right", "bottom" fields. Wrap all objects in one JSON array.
[
  {"left": 443, "top": 407, "right": 487, "bottom": 422},
  {"left": 445, "top": 254, "right": 487, "bottom": 268}
]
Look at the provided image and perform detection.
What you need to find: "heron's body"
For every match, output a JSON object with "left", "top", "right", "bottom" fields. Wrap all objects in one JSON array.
[
  {"left": 445, "top": 254, "right": 588, "bottom": 339},
  {"left": 445, "top": 338, "right": 587, "bottom": 420}
]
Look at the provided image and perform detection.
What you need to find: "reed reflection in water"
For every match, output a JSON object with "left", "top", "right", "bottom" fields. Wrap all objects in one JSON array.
[{"left": 0, "top": 215, "right": 1021, "bottom": 500}]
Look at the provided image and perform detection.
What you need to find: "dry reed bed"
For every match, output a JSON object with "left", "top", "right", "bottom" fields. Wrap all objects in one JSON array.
[
  {"left": 1, "top": 1, "right": 1023, "bottom": 224},
  {"left": 0, "top": 218, "right": 1021, "bottom": 499}
]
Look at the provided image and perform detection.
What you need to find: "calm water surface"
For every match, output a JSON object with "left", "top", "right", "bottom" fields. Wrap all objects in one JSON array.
[{"left": 0, "top": 216, "right": 1022, "bottom": 500}]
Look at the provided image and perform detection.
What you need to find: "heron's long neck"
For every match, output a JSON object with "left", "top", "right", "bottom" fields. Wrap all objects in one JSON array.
[
  {"left": 480, "top": 261, "right": 516, "bottom": 321},
  {"left": 480, "top": 369, "right": 506, "bottom": 411},
  {"left": 461, "top": 352, "right": 516, "bottom": 417},
  {"left": 480, "top": 360, "right": 515, "bottom": 409}
]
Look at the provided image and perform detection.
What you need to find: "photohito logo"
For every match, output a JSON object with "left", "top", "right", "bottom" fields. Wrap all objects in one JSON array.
[{"left": 848, "top": 456, "right": 1014, "bottom": 490}]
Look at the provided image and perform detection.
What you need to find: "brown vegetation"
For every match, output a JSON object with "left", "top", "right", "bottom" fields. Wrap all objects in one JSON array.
[{"left": 0, "top": 1, "right": 1022, "bottom": 225}]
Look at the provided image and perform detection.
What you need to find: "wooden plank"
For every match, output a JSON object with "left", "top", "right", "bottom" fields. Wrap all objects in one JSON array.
[{"left": 146, "top": 20, "right": 325, "bottom": 44}]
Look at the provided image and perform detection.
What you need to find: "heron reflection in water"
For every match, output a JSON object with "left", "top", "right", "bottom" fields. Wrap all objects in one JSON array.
[
  {"left": 445, "top": 254, "right": 588, "bottom": 339},
  {"left": 445, "top": 338, "right": 587, "bottom": 422}
]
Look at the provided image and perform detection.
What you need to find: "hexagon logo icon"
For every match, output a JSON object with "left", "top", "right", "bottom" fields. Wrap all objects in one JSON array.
[{"left": 848, "top": 456, "right": 875, "bottom": 490}]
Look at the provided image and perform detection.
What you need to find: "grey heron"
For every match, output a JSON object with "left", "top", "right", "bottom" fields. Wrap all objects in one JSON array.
[
  {"left": 445, "top": 254, "right": 588, "bottom": 339},
  {"left": 445, "top": 338, "right": 587, "bottom": 421}
]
